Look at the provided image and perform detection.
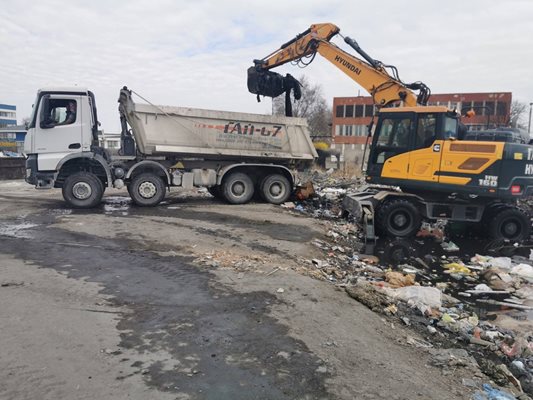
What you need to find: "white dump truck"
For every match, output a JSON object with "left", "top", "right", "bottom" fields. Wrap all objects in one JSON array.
[{"left": 24, "top": 87, "right": 317, "bottom": 208}]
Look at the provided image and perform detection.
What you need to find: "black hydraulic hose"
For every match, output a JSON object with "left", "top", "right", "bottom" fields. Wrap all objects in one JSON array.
[
  {"left": 280, "top": 29, "right": 311, "bottom": 49},
  {"left": 344, "top": 36, "right": 379, "bottom": 69}
]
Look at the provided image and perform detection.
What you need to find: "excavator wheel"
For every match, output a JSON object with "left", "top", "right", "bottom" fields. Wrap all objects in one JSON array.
[
  {"left": 376, "top": 198, "right": 422, "bottom": 238},
  {"left": 488, "top": 207, "right": 531, "bottom": 242}
]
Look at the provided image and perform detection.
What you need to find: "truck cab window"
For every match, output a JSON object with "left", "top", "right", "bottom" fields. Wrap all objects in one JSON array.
[{"left": 43, "top": 99, "right": 77, "bottom": 127}]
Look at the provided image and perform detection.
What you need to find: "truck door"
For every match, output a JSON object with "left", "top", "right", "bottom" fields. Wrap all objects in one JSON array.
[
  {"left": 407, "top": 113, "right": 442, "bottom": 182},
  {"left": 33, "top": 95, "right": 84, "bottom": 171}
]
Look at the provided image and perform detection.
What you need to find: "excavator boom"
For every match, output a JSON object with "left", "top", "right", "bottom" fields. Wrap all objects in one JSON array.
[{"left": 249, "top": 23, "right": 430, "bottom": 108}]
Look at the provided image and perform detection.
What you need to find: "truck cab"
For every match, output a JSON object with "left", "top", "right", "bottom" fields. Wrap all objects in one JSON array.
[
  {"left": 25, "top": 88, "right": 100, "bottom": 178},
  {"left": 24, "top": 88, "right": 112, "bottom": 207}
]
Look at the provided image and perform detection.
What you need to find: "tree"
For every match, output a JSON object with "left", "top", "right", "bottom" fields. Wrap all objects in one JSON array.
[
  {"left": 21, "top": 116, "right": 31, "bottom": 127},
  {"left": 272, "top": 76, "right": 331, "bottom": 140},
  {"left": 510, "top": 100, "right": 528, "bottom": 129}
]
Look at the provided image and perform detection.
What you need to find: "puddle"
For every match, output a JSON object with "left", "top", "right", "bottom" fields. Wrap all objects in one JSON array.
[
  {"left": 0, "top": 222, "right": 39, "bottom": 238},
  {"left": 102, "top": 196, "right": 131, "bottom": 215}
]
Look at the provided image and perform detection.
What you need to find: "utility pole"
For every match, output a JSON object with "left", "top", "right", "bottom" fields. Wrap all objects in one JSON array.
[{"left": 529, "top": 102, "right": 533, "bottom": 134}]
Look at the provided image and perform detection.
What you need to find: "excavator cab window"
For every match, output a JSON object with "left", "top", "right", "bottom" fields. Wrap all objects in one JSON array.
[
  {"left": 414, "top": 113, "right": 437, "bottom": 149},
  {"left": 442, "top": 115, "right": 459, "bottom": 139},
  {"left": 372, "top": 114, "right": 413, "bottom": 165}
]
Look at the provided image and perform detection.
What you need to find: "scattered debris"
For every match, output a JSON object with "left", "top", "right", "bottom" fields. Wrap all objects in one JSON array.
[{"left": 1, "top": 281, "right": 24, "bottom": 287}]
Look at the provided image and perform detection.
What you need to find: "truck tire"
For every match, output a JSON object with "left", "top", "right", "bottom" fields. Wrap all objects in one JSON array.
[
  {"left": 222, "top": 172, "right": 254, "bottom": 204},
  {"left": 260, "top": 174, "right": 291, "bottom": 205},
  {"left": 129, "top": 173, "right": 166, "bottom": 207},
  {"left": 376, "top": 199, "right": 422, "bottom": 238},
  {"left": 488, "top": 207, "right": 531, "bottom": 241},
  {"left": 62, "top": 172, "right": 104, "bottom": 209}
]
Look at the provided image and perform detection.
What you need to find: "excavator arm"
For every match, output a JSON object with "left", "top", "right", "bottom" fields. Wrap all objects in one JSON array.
[{"left": 248, "top": 23, "right": 430, "bottom": 108}]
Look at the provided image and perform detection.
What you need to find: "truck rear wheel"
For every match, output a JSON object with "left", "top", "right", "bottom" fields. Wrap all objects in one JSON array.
[
  {"left": 129, "top": 173, "right": 166, "bottom": 207},
  {"left": 376, "top": 199, "right": 422, "bottom": 238},
  {"left": 62, "top": 172, "right": 104, "bottom": 209},
  {"left": 222, "top": 172, "right": 254, "bottom": 204},
  {"left": 260, "top": 174, "right": 291, "bottom": 205},
  {"left": 488, "top": 207, "right": 531, "bottom": 241}
]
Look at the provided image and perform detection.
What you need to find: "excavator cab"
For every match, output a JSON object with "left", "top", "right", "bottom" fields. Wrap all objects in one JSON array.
[
  {"left": 366, "top": 107, "right": 512, "bottom": 198},
  {"left": 367, "top": 108, "right": 459, "bottom": 187}
]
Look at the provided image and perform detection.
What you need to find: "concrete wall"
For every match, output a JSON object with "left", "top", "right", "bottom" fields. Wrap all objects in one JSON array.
[{"left": 0, "top": 158, "right": 25, "bottom": 180}]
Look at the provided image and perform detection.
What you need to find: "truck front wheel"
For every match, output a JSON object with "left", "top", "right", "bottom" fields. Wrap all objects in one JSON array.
[
  {"left": 62, "top": 172, "right": 104, "bottom": 209},
  {"left": 129, "top": 173, "right": 166, "bottom": 207},
  {"left": 222, "top": 172, "right": 254, "bottom": 204},
  {"left": 260, "top": 174, "right": 291, "bottom": 205}
]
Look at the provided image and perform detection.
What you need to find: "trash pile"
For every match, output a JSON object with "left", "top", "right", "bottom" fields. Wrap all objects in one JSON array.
[
  {"left": 293, "top": 168, "right": 363, "bottom": 219},
  {"left": 303, "top": 226, "right": 533, "bottom": 398},
  {"left": 284, "top": 170, "right": 533, "bottom": 398}
]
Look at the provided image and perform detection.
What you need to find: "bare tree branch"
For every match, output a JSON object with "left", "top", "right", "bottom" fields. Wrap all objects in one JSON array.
[{"left": 273, "top": 75, "right": 332, "bottom": 139}]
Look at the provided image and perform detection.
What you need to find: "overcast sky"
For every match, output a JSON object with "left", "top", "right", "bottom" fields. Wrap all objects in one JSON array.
[{"left": 1, "top": 0, "right": 532, "bottom": 132}]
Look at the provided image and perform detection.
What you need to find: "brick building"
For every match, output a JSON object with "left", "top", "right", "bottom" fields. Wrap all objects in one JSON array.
[
  {"left": 331, "top": 92, "right": 512, "bottom": 163},
  {"left": 332, "top": 92, "right": 512, "bottom": 145}
]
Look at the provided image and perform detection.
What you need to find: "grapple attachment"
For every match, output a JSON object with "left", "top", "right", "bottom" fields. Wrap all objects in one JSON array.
[{"left": 247, "top": 66, "right": 286, "bottom": 98}]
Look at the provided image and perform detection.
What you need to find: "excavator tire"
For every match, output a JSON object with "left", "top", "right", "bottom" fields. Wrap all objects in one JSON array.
[
  {"left": 376, "top": 198, "right": 422, "bottom": 238},
  {"left": 488, "top": 207, "right": 531, "bottom": 242}
]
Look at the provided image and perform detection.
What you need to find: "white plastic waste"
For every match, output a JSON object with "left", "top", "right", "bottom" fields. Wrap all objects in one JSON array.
[{"left": 510, "top": 263, "right": 533, "bottom": 280}]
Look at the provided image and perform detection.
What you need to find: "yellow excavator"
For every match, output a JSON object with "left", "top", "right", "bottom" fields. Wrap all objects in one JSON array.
[{"left": 248, "top": 23, "right": 533, "bottom": 241}]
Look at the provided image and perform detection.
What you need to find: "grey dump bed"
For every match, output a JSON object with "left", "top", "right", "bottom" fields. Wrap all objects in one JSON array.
[{"left": 119, "top": 89, "right": 318, "bottom": 162}]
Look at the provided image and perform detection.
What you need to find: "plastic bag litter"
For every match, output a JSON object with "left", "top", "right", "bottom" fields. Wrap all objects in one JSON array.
[
  {"left": 472, "top": 383, "right": 517, "bottom": 399},
  {"left": 474, "top": 284, "right": 492, "bottom": 292},
  {"left": 443, "top": 262, "right": 472, "bottom": 275},
  {"left": 440, "top": 313, "right": 479, "bottom": 334},
  {"left": 386, "top": 286, "right": 442, "bottom": 310},
  {"left": 510, "top": 263, "right": 533, "bottom": 280},
  {"left": 441, "top": 241, "right": 460, "bottom": 252},
  {"left": 487, "top": 257, "right": 513, "bottom": 270}
]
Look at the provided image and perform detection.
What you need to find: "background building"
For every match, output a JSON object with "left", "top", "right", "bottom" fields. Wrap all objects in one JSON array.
[
  {"left": 0, "top": 125, "right": 26, "bottom": 154},
  {"left": 98, "top": 132, "right": 121, "bottom": 150},
  {"left": 0, "top": 103, "right": 17, "bottom": 128},
  {"left": 331, "top": 92, "right": 512, "bottom": 164}
]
